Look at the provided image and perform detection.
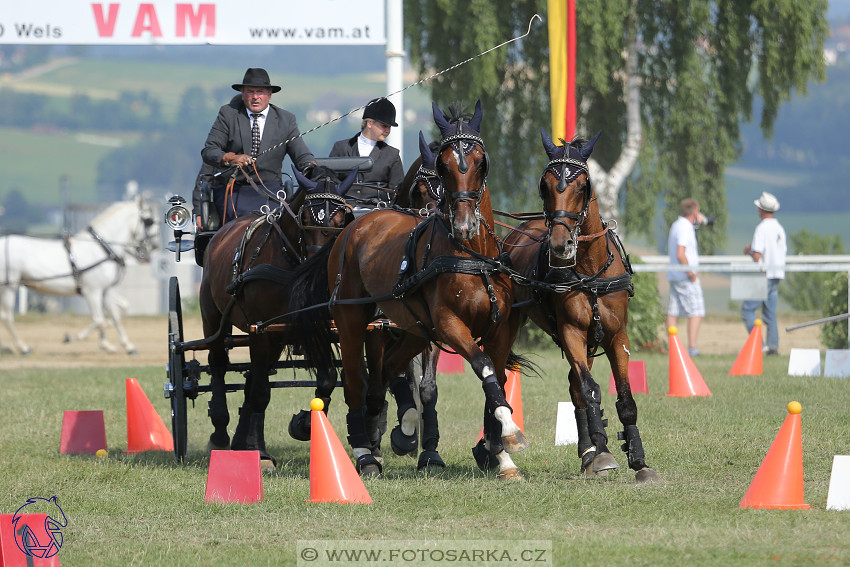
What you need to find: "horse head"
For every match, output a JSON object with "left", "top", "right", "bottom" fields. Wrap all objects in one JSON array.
[
  {"left": 539, "top": 129, "right": 601, "bottom": 266},
  {"left": 409, "top": 131, "right": 442, "bottom": 212},
  {"left": 432, "top": 100, "right": 489, "bottom": 241},
  {"left": 132, "top": 193, "right": 159, "bottom": 262},
  {"left": 292, "top": 165, "right": 357, "bottom": 256}
]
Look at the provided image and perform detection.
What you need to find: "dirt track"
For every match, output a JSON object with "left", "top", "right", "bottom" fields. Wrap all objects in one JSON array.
[{"left": 0, "top": 311, "right": 825, "bottom": 370}]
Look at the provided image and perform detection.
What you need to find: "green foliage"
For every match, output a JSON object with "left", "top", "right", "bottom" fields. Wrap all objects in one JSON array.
[
  {"left": 405, "top": 2, "right": 828, "bottom": 253},
  {"left": 627, "top": 258, "right": 665, "bottom": 352},
  {"left": 821, "top": 271, "right": 849, "bottom": 349},
  {"left": 780, "top": 229, "right": 845, "bottom": 311}
]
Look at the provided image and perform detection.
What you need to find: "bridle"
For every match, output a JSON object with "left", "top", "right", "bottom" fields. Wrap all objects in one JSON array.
[
  {"left": 132, "top": 203, "right": 158, "bottom": 262},
  {"left": 539, "top": 152, "right": 592, "bottom": 267},
  {"left": 436, "top": 127, "right": 490, "bottom": 235},
  {"left": 410, "top": 165, "right": 442, "bottom": 216},
  {"left": 298, "top": 183, "right": 351, "bottom": 255}
]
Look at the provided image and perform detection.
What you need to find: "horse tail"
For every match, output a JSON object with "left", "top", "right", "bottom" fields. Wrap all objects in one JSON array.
[
  {"left": 506, "top": 350, "right": 540, "bottom": 378},
  {"left": 288, "top": 240, "right": 337, "bottom": 376}
]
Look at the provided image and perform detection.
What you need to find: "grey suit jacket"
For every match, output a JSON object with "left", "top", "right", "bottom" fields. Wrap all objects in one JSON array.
[
  {"left": 202, "top": 100, "right": 315, "bottom": 187},
  {"left": 330, "top": 134, "right": 404, "bottom": 201}
]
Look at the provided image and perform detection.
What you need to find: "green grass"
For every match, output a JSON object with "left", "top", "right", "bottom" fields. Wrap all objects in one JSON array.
[{"left": 3, "top": 341, "right": 850, "bottom": 566}]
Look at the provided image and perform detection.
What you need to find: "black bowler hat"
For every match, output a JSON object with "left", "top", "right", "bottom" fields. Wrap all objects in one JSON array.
[
  {"left": 232, "top": 68, "right": 281, "bottom": 93},
  {"left": 362, "top": 97, "right": 398, "bottom": 127}
]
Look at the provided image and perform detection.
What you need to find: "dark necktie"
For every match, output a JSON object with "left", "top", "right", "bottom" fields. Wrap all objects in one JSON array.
[{"left": 250, "top": 113, "right": 261, "bottom": 157}]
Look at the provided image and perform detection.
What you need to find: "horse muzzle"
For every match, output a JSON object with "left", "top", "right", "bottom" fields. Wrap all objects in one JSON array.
[{"left": 549, "top": 238, "right": 577, "bottom": 265}]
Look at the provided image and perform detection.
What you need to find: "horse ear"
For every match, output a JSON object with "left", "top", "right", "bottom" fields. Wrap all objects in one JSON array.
[
  {"left": 419, "top": 131, "right": 436, "bottom": 167},
  {"left": 336, "top": 167, "right": 359, "bottom": 197},
  {"left": 578, "top": 130, "right": 602, "bottom": 160},
  {"left": 293, "top": 165, "right": 317, "bottom": 191},
  {"left": 541, "top": 128, "right": 561, "bottom": 160},
  {"left": 468, "top": 99, "right": 483, "bottom": 133},
  {"left": 432, "top": 102, "right": 452, "bottom": 137}
]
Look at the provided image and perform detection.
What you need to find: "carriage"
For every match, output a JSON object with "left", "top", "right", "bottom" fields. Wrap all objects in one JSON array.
[
  {"left": 161, "top": 101, "right": 658, "bottom": 482},
  {"left": 161, "top": 155, "right": 400, "bottom": 464}
]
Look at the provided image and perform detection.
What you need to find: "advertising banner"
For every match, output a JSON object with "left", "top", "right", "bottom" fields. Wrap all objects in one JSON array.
[{"left": 0, "top": 1, "right": 385, "bottom": 45}]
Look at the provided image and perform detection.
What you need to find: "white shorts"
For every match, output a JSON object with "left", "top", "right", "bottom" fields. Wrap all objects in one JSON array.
[{"left": 668, "top": 280, "right": 705, "bottom": 318}]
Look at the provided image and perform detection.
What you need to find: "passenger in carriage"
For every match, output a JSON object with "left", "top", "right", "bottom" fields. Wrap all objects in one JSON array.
[
  {"left": 329, "top": 97, "right": 404, "bottom": 214},
  {"left": 201, "top": 68, "right": 317, "bottom": 226}
]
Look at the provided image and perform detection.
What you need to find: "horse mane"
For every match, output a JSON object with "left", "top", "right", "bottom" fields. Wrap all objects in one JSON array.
[
  {"left": 445, "top": 102, "right": 480, "bottom": 136},
  {"left": 554, "top": 136, "right": 591, "bottom": 160}
]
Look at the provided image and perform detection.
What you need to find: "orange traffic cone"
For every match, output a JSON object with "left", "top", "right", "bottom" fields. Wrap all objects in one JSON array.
[
  {"left": 308, "top": 399, "right": 372, "bottom": 504},
  {"left": 667, "top": 326, "right": 711, "bottom": 397},
  {"left": 730, "top": 319, "right": 763, "bottom": 376},
  {"left": 504, "top": 370, "right": 524, "bottom": 432},
  {"left": 125, "top": 378, "right": 174, "bottom": 453},
  {"left": 740, "top": 401, "right": 810, "bottom": 509}
]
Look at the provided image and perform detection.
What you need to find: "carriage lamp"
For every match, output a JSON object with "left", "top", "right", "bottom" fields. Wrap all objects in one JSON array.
[
  {"left": 165, "top": 195, "right": 193, "bottom": 262},
  {"left": 165, "top": 196, "right": 191, "bottom": 232}
]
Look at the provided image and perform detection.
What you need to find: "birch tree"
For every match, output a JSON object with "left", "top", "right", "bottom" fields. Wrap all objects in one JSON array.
[{"left": 405, "top": 0, "right": 828, "bottom": 252}]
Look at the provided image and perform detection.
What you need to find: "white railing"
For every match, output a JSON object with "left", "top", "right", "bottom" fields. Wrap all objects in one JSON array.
[{"left": 632, "top": 254, "right": 850, "bottom": 339}]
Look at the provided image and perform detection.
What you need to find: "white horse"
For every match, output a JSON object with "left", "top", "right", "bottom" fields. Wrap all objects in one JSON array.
[{"left": 0, "top": 194, "right": 158, "bottom": 355}]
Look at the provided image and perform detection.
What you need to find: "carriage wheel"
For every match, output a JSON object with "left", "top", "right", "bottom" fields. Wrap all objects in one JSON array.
[{"left": 167, "top": 276, "right": 188, "bottom": 463}]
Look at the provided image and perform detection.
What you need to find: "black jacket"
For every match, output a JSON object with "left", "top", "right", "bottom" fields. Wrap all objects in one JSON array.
[
  {"left": 330, "top": 134, "right": 404, "bottom": 202},
  {"left": 202, "top": 99, "right": 315, "bottom": 187}
]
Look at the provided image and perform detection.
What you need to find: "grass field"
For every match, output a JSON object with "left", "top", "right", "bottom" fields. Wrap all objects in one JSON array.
[{"left": 3, "top": 347, "right": 850, "bottom": 566}]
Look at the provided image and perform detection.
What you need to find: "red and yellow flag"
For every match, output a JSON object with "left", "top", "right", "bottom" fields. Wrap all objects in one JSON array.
[{"left": 548, "top": 0, "right": 576, "bottom": 142}]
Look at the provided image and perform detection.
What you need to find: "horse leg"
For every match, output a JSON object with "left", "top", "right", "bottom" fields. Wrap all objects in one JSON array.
[
  {"left": 610, "top": 333, "right": 660, "bottom": 483},
  {"left": 231, "top": 336, "right": 278, "bottom": 469},
  {"left": 288, "top": 353, "right": 336, "bottom": 443},
  {"left": 336, "top": 305, "right": 382, "bottom": 478},
  {"left": 80, "top": 290, "right": 118, "bottom": 353},
  {"left": 456, "top": 337, "right": 529, "bottom": 480},
  {"left": 206, "top": 344, "right": 231, "bottom": 451},
  {"left": 0, "top": 286, "right": 30, "bottom": 354},
  {"left": 103, "top": 289, "right": 137, "bottom": 355},
  {"left": 416, "top": 348, "right": 444, "bottom": 470},
  {"left": 564, "top": 346, "right": 619, "bottom": 477},
  {"left": 379, "top": 333, "right": 428, "bottom": 462},
  {"left": 363, "top": 331, "right": 389, "bottom": 462}
]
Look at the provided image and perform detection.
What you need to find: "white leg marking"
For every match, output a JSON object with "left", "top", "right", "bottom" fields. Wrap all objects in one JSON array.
[
  {"left": 401, "top": 407, "right": 417, "bottom": 436},
  {"left": 494, "top": 405, "right": 519, "bottom": 436}
]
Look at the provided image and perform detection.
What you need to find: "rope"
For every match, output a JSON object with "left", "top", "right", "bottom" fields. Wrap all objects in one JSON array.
[{"left": 242, "top": 14, "right": 543, "bottom": 164}]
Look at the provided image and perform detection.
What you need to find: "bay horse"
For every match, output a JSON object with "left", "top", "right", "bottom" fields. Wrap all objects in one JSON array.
[
  {"left": 199, "top": 166, "right": 356, "bottom": 468},
  {"left": 504, "top": 129, "right": 659, "bottom": 483},
  {"left": 288, "top": 132, "right": 448, "bottom": 471},
  {"left": 0, "top": 194, "right": 158, "bottom": 355},
  {"left": 293, "top": 101, "right": 528, "bottom": 479}
]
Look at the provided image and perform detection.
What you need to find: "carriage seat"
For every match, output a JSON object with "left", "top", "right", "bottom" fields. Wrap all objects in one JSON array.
[{"left": 312, "top": 156, "right": 373, "bottom": 175}]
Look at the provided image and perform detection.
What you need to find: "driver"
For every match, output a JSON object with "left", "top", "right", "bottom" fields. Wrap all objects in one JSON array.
[{"left": 201, "top": 68, "right": 316, "bottom": 225}]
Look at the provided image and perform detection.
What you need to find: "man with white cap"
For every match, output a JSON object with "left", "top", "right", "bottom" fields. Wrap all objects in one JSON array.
[{"left": 742, "top": 192, "right": 786, "bottom": 355}]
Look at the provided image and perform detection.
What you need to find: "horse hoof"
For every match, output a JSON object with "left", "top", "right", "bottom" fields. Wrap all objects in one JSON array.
[
  {"left": 417, "top": 450, "right": 445, "bottom": 472},
  {"left": 592, "top": 451, "right": 620, "bottom": 473},
  {"left": 260, "top": 458, "right": 276, "bottom": 471},
  {"left": 127, "top": 349, "right": 139, "bottom": 356},
  {"left": 635, "top": 467, "right": 661, "bottom": 484},
  {"left": 63, "top": 334, "right": 71, "bottom": 344},
  {"left": 207, "top": 438, "right": 230, "bottom": 453},
  {"left": 288, "top": 410, "right": 311, "bottom": 442},
  {"left": 581, "top": 466, "right": 609, "bottom": 478},
  {"left": 501, "top": 430, "right": 530, "bottom": 454},
  {"left": 390, "top": 425, "right": 418, "bottom": 457},
  {"left": 497, "top": 467, "right": 524, "bottom": 481},
  {"left": 355, "top": 454, "right": 383, "bottom": 478},
  {"left": 472, "top": 439, "right": 499, "bottom": 472}
]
